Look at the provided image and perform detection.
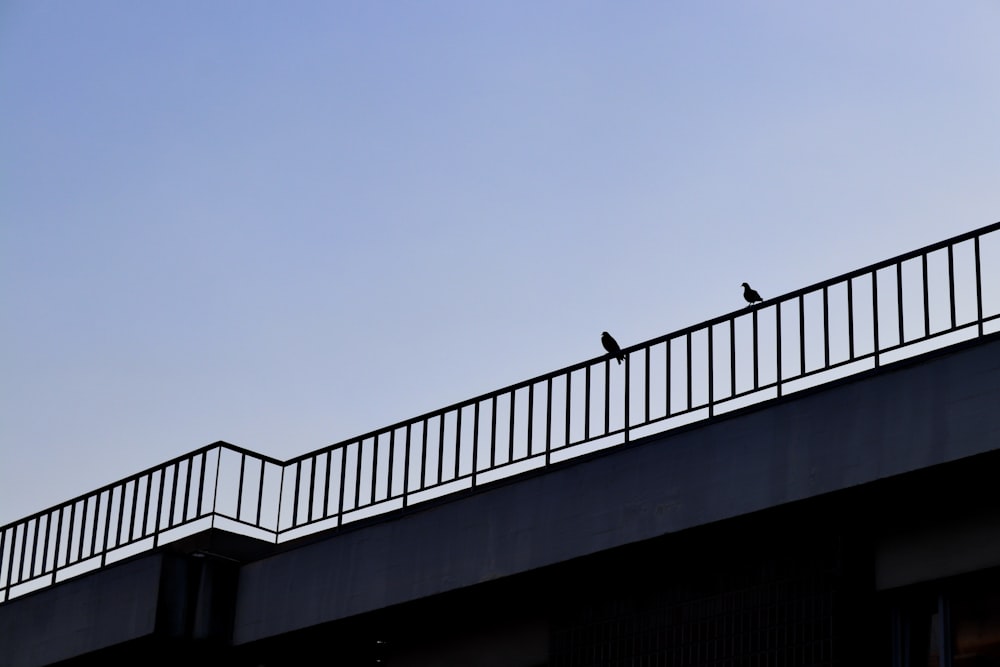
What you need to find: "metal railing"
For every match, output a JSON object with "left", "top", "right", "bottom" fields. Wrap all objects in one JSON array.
[{"left": 3, "top": 221, "right": 999, "bottom": 602}]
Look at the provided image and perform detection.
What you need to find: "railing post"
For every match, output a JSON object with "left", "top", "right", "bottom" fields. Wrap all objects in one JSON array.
[
  {"left": 466, "top": 408, "right": 475, "bottom": 489},
  {"left": 707, "top": 327, "right": 714, "bottom": 418},
  {"left": 544, "top": 378, "right": 552, "bottom": 466},
  {"left": 1, "top": 527, "right": 8, "bottom": 602},
  {"left": 775, "top": 302, "right": 783, "bottom": 398},
  {"left": 275, "top": 462, "right": 285, "bottom": 543},
  {"left": 624, "top": 351, "right": 631, "bottom": 442},
  {"left": 211, "top": 445, "right": 222, "bottom": 529},
  {"left": 872, "top": 269, "right": 880, "bottom": 368},
  {"left": 975, "top": 235, "right": 984, "bottom": 337}
]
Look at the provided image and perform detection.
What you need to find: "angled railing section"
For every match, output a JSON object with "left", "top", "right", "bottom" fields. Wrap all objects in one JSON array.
[
  {"left": 0, "top": 444, "right": 283, "bottom": 602},
  {"left": 3, "top": 221, "right": 999, "bottom": 602}
]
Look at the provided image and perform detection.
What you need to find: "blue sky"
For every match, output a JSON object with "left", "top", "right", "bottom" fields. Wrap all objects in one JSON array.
[{"left": 2, "top": 1, "right": 998, "bottom": 524}]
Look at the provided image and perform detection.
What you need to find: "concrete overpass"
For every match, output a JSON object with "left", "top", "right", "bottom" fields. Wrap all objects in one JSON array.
[{"left": 3, "top": 222, "right": 999, "bottom": 666}]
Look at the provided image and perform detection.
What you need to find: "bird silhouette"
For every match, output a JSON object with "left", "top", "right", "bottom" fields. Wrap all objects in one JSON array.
[
  {"left": 601, "top": 331, "right": 625, "bottom": 364},
  {"left": 742, "top": 282, "right": 763, "bottom": 307}
]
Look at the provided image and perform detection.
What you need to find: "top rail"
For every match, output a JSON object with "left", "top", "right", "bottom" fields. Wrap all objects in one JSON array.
[{"left": 3, "top": 220, "right": 999, "bottom": 603}]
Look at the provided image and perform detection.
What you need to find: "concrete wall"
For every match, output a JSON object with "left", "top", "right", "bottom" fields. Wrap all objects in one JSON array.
[
  {"left": 0, "top": 555, "right": 164, "bottom": 667},
  {"left": 232, "top": 337, "right": 1000, "bottom": 644}
]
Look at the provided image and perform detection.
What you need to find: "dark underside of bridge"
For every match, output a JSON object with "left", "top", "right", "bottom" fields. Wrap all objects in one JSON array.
[{"left": 4, "top": 336, "right": 1000, "bottom": 667}]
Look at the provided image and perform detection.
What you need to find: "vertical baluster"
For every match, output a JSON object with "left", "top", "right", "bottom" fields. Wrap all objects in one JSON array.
[
  {"left": 441, "top": 413, "right": 450, "bottom": 479},
  {"left": 77, "top": 497, "right": 89, "bottom": 561},
  {"left": 665, "top": 338, "right": 672, "bottom": 416},
  {"left": 454, "top": 407, "right": 462, "bottom": 479},
  {"left": 116, "top": 481, "right": 128, "bottom": 547},
  {"left": 1, "top": 528, "right": 9, "bottom": 601},
  {"left": 922, "top": 253, "right": 930, "bottom": 338},
  {"left": 5, "top": 525, "right": 18, "bottom": 592},
  {"left": 776, "top": 301, "right": 783, "bottom": 397},
  {"left": 41, "top": 512, "right": 53, "bottom": 576},
  {"left": 338, "top": 445, "right": 350, "bottom": 521},
  {"left": 847, "top": 279, "right": 855, "bottom": 361},
  {"left": 526, "top": 385, "right": 535, "bottom": 459},
  {"left": 209, "top": 448, "right": 221, "bottom": 525},
  {"left": 196, "top": 452, "right": 208, "bottom": 518},
  {"left": 644, "top": 345, "right": 651, "bottom": 424},
  {"left": 708, "top": 326, "right": 714, "bottom": 417},
  {"left": 798, "top": 294, "right": 806, "bottom": 376},
  {"left": 101, "top": 490, "right": 113, "bottom": 565},
  {"left": 507, "top": 393, "right": 516, "bottom": 462},
  {"left": 182, "top": 458, "right": 193, "bottom": 522},
  {"left": 975, "top": 235, "right": 983, "bottom": 336},
  {"left": 623, "top": 349, "right": 630, "bottom": 441},
  {"left": 376, "top": 435, "right": 384, "bottom": 503},
  {"left": 354, "top": 441, "right": 364, "bottom": 509},
  {"left": 419, "top": 421, "right": 429, "bottom": 490},
  {"left": 752, "top": 308, "right": 760, "bottom": 390},
  {"left": 255, "top": 458, "right": 265, "bottom": 528},
  {"left": 386, "top": 431, "right": 396, "bottom": 502},
  {"left": 603, "top": 360, "right": 611, "bottom": 436},
  {"left": 19, "top": 522, "right": 30, "bottom": 581},
  {"left": 274, "top": 460, "right": 285, "bottom": 533},
  {"left": 686, "top": 333, "right": 692, "bottom": 411},
  {"left": 729, "top": 319, "right": 736, "bottom": 398},
  {"left": 309, "top": 456, "right": 318, "bottom": 521},
  {"left": 872, "top": 269, "right": 881, "bottom": 367},
  {"left": 947, "top": 244, "right": 956, "bottom": 330},
  {"left": 153, "top": 467, "right": 167, "bottom": 549},
  {"left": 67, "top": 502, "right": 78, "bottom": 563},
  {"left": 822, "top": 286, "right": 830, "bottom": 369},
  {"left": 142, "top": 472, "right": 153, "bottom": 538},
  {"left": 129, "top": 476, "right": 140, "bottom": 543},
  {"left": 236, "top": 453, "right": 246, "bottom": 522},
  {"left": 168, "top": 463, "right": 180, "bottom": 528},
  {"left": 471, "top": 402, "right": 480, "bottom": 479},
  {"left": 29, "top": 517, "right": 41, "bottom": 579},
  {"left": 53, "top": 507, "right": 65, "bottom": 574},
  {"left": 584, "top": 365, "right": 592, "bottom": 441},
  {"left": 9, "top": 524, "right": 20, "bottom": 585},
  {"left": 289, "top": 459, "right": 299, "bottom": 525},
  {"left": 324, "top": 450, "right": 333, "bottom": 515},
  {"left": 490, "top": 395, "right": 499, "bottom": 466},
  {"left": 65, "top": 502, "right": 82, "bottom": 565},
  {"left": 89, "top": 495, "right": 101, "bottom": 557},
  {"left": 564, "top": 372, "right": 572, "bottom": 448},
  {"left": 544, "top": 378, "right": 553, "bottom": 465},
  {"left": 896, "top": 262, "right": 905, "bottom": 345}
]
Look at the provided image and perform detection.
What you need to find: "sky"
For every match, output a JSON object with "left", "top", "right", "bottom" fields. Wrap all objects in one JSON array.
[{"left": 2, "top": 2, "right": 999, "bottom": 525}]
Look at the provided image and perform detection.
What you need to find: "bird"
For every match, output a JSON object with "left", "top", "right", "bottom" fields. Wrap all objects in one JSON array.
[
  {"left": 601, "top": 331, "right": 625, "bottom": 364},
  {"left": 742, "top": 282, "right": 763, "bottom": 307}
]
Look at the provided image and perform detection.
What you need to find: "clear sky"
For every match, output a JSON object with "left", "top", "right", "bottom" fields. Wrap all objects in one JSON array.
[{"left": 2, "top": 2, "right": 998, "bottom": 524}]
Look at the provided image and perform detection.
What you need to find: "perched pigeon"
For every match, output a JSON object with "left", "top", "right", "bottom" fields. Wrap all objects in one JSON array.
[
  {"left": 601, "top": 331, "right": 625, "bottom": 364},
  {"left": 741, "top": 282, "right": 763, "bottom": 306}
]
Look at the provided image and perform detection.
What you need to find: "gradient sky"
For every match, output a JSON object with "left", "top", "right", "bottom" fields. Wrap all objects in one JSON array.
[{"left": 2, "top": 2, "right": 998, "bottom": 524}]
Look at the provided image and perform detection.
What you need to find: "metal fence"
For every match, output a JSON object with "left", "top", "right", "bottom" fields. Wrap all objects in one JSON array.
[{"left": 3, "top": 221, "right": 999, "bottom": 602}]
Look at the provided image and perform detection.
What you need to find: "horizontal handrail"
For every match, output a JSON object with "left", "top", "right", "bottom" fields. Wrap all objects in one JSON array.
[{"left": 3, "top": 220, "right": 999, "bottom": 604}]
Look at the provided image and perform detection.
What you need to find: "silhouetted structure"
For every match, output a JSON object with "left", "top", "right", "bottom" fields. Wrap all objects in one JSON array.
[{"left": 2, "top": 221, "right": 1000, "bottom": 667}]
